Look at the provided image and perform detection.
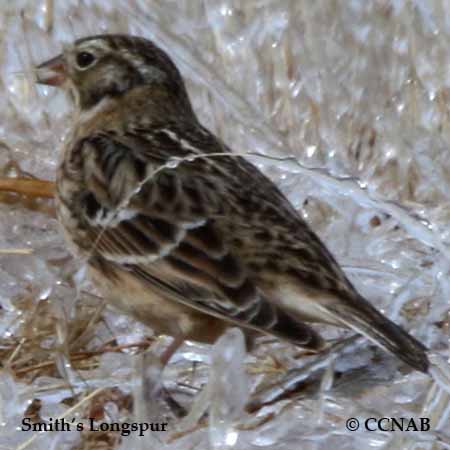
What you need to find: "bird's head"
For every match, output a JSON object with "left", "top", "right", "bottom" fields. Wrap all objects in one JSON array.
[{"left": 35, "top": 34, "right": 193, "bottom": 113}]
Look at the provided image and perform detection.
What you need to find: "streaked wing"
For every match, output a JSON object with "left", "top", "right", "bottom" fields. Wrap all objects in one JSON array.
[{"left": 75, "top": 128, "right": 324, "bottom": 350}]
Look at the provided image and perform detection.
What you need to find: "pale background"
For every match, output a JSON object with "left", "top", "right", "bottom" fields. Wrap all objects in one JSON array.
[{"left": 0, "top": 1, "right": 449, "bottom": 449}]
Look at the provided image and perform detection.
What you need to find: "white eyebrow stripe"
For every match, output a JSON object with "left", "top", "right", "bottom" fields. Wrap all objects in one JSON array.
[{"left": 76, "top": 40, "right": 111, "bottom": 52}]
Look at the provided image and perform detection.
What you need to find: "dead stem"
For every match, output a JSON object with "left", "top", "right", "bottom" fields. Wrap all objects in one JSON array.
[
  {"left": 0, "top": 177, "right": 55, "bottom": 198},
  {"left": 0, "top": 248, "right": 33, "bottom": 254},
  {"left": 12, "top": 341, "right": 153, "bottom": 376}
]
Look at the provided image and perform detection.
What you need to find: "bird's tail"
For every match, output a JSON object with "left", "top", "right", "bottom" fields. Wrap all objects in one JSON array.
[{"left": 331, "top": 295, "right": 429, "bottom": 373}]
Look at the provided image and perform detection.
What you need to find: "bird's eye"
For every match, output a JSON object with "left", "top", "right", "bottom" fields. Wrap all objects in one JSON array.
[{"left": 75, "top": 51, "right": 96, "bottom": 69}]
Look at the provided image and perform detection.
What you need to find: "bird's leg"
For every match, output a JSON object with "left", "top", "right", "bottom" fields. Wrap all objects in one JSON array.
[
  {"left": 159, "top": 334, "right": 185, "bottom": 366},
  {"left": 158, "top": 334, "right": 188, "bottom": 418}
]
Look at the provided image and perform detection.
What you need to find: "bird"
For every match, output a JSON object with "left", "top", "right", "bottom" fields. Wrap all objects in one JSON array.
[{"left": 35, "top": 34, "right": 429, "bottom": 373}]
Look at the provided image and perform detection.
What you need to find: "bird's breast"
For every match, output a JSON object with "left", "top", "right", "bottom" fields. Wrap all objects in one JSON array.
[{"left": 55, "top": 142, "right": 91, "bottom": 259}]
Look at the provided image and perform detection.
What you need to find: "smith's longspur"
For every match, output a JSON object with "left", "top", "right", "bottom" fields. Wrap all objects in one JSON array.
[{"left": 36, "top": 34, "right": 429, "bottom": 372}]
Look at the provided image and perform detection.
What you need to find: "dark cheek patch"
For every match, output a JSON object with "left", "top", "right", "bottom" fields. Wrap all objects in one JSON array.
[{"left": 79, "top": 59, "right": 137, "bottom": 109}]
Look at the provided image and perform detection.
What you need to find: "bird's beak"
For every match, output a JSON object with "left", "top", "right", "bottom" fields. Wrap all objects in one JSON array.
[{"left": 35, "top": 55, "right": 67, "bottom": 86}]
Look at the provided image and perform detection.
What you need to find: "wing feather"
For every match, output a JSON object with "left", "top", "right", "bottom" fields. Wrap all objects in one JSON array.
[{"left": 75, "top": 128, "right": 325, "bottom": 349}]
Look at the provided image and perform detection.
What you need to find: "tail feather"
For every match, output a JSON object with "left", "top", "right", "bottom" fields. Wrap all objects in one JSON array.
[{"left": 331, "top": 296, "right": 429, "bottom": 373}]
